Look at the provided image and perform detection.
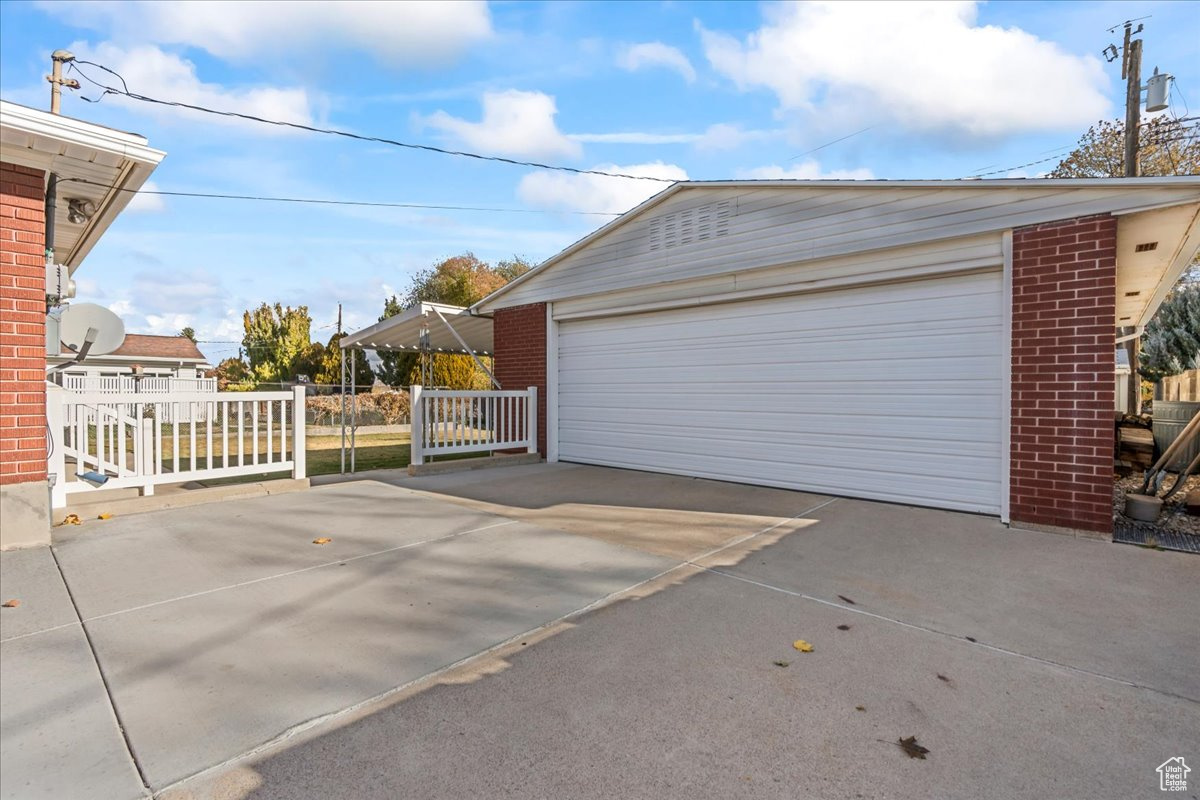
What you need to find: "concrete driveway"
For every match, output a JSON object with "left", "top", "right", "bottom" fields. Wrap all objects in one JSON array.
[{"left": 1, "top": 464, "right": 1197, "bottom": 800}]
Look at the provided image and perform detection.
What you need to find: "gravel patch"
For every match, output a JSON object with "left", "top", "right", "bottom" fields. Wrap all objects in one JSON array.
[{"left": 1113, "top": 473, "right": 1200, "bottom": 553}]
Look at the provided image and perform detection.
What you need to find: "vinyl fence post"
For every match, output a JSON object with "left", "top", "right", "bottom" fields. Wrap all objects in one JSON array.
[
  {"left": 526, "top": 385, "right": 538, "bottom": 455},
  {"left": 140, "top": 417, "right": 155, "bottom": 497},
  {"left": 46, "top": 385, "right": 67, "bottom": 509},
  {"left": 292, "top": 386, "right": 307, "bottom": 479},
  {"left": 411, "top": 385, "right": 424, "bottom": 466}
]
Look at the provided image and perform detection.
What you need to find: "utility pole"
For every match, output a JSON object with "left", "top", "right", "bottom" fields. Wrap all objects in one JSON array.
[
  {"left": 1120, "top": 22, "right": 1143, "bottom": 177},
  {"left": 46, "top": 50, "right": 79, "bottom": 115}
]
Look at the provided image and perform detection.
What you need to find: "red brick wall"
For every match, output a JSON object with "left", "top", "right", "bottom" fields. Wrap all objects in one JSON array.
[
  {"left": 493, "top": 302, "right": 546, "bottom": 456},
  {"left": 0, "top": 162, "right": 47, "bottom": 486},
  {"left": 1010, "top": 214, "right": 1116, "bottom": 535}
]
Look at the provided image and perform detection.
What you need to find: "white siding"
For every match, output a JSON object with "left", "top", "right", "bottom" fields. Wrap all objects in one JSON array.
[
  {"left": 488, "top": 184, "right": 1200, "bottom": 309},
  {"left": 557, "top": 271, "right": 1005, "bottom": 514}
]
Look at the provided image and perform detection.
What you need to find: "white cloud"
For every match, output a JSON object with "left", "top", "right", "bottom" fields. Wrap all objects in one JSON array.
[
  {"left": 618, "top": 42, "right": 697, "bottom": 83},
  {"left": 736, "top": 160, "right": 875, "bottom": 181},
  {"left": 517, "top": 162, "right": 687, "bottom": 215},
  {"left": 125, "top": 181, "right": 165, "bottom": 213},
  {"left": 699, "top": 1, "right": 1109, "bottom": 136},
  {"left": 71, "top": 41, "right": 314, "bottom": 129},
  {"left": 571, "top": 132, "right": 701, "bottom": 145},
  {"left": 422, "top": 91, "right": 581, "bottom": 160},
  {"left": 44, "top": 1, "right": 491, "bottom": 67}
]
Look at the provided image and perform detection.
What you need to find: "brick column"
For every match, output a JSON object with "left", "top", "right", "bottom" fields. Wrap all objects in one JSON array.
[
  {"left": 1, "top": 161, "right": 49, "bottom": 548},
  {"left": 1010, "top": 214, "right": 1117, "bottom": 538},
  {"left": 492, "top": 302, "right": 546, "bottom": 457}
]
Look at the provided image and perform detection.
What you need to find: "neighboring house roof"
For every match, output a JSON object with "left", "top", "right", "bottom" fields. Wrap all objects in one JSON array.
[
  {"left": 0, "top": 100, "right": 166, "bottom": 272},
  {"left": 107, "top": 334, "right": 207, "bottom": 361},
  {"left": 49, "top": 334, "right": 209, "bottom": 366},
  {"left": 473, "top": 177, "right": 1200, "bottom": 328}
]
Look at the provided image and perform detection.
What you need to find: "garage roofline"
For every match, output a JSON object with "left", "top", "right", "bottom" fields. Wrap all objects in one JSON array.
[{"left": 472, "top": 176, "right": 1200, "bottom": 315}]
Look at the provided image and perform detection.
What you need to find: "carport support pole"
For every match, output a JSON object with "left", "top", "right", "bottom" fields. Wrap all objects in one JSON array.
[
  {"left": 340, "top": 340, "right": 346, "bottom": 474},
  {"left": 351, "top": 351, "right": 357, "bottom": 473}
]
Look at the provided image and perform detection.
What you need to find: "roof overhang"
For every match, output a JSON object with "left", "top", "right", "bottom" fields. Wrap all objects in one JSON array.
[
  {"left": 341, "top": 302, "right": 493, "bottom": 355},
  {"left": 1114, "top": 202, "right": 1200, "bottom": 327},
  {"left": 0, "top": 100, "right": 166, "bottom": 273}
]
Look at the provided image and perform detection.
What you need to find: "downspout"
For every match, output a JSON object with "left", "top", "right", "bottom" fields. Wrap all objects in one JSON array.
[{"left": 44, "top": 172, "right": 58, "bottom": 282}]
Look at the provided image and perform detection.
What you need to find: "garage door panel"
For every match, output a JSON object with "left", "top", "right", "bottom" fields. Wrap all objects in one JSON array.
[{"left": 557, "top": 272, "right": 1004, "bottom": 514}]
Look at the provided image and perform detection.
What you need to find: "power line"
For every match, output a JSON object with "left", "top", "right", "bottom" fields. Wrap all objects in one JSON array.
[
  {"left": 59, "top": 177, "right": 621, "bottom": 216},
  {"left": 966, "top": 118, "right": 1200, "bottom": 178},
  {"left": 68, "top": 60, "right": 677, "bottom": 185},
  {"left": 788, "top": 125, "right": 875, "bottom": 161}
]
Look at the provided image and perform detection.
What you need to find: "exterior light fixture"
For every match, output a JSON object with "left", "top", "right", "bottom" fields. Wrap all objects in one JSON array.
[{"left": 66, "top": 198, "right": 96, "bottom": 224}]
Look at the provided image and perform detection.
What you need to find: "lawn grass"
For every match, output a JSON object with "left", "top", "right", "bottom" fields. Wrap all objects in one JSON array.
[{"left": 76, "top": 426, "right": 481, "bottom": 488}]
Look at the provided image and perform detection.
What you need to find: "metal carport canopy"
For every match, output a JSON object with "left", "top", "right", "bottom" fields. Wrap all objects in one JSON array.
[{"left": 339, "top": 302, "right": 493, "bottom": 355}]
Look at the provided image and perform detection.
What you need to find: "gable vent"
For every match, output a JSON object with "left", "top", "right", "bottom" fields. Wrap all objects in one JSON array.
[
  {"left": 1134, "top": 242, "right": 1158, "bottom": 252},
  {"left": 649, "top": 201, "right": 732, "bottom": 251}
]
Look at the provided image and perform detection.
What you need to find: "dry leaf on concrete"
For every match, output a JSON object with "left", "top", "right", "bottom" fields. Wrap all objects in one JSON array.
[
  {"left": 792, "top": 639, "right": 814, "bottom": 653},
  {"left": 62, "top": 514, "right": 81, "bottom": 526},
  {"left": 897, "top": 736, "right": 930, "bottom": 759},
  {"left": 855, "top": 705, "right": 866, "bottom": 712},
  {"left": 97, "top": 513, "right": 113, "bottom": 520},
  {"left": 312, "top": 537, "right": 332, "bottom": 545},
  {"left": 1, "top": 599, "right": 20, "bottom": 608},
  {"left": 772, "top": 660, "right": 790, "bottom": 668}
]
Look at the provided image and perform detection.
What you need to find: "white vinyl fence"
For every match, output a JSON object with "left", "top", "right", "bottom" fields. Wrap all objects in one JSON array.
[
  {"left": 409, "top": 385, "right": 537, "bottom": 466},
  {"left": 60, "top": 374, "right": 218, "bottom": 422},
  {"left": 49, "top": 385, "right": 306, "bottom": 508}
]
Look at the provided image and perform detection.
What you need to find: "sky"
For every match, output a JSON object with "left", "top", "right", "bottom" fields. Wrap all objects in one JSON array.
[{"left": 1, "top": 0, "right": 1197, "bottom": 366}]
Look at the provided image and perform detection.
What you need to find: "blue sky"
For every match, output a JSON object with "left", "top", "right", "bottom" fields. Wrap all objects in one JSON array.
[{"left": 1, "top": 0, "right": 1197, "bottom": 365}]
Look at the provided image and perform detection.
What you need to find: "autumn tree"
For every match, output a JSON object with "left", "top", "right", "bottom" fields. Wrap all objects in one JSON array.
[
  {"left": 376, "top": 253, "right": 532, "bottom": 388},
  {"left": 178, "top": 326, "right": 197, "bottom": 343},
  {"left": 1048, "top": 116, "right": 1199, "bottom": 179},
  {"left": 311, "top": 332, "right": 374, "bottom": 388},
  {"left": 242, "top": 303, "right": 314, "bottom": 384},
  {"left": 211, "top": 356, "right": 250, "bottom": 390}
]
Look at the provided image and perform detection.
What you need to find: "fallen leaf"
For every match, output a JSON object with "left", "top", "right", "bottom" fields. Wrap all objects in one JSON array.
[
  {"left": 965, "top": 636, "right": 977, "bottom": 643},
  {"left": 937, "top": 674, "right": 951, "bottom": 683},
  {"left": 855, "top": 705, "right": 866, "bottom": 712},
  {"left": 97, "top": 513, "right": 113, "bottom": 520},
  {"left": 312, "top": 537, "right": 332, "bottom": 545},
  {"left": 897, "top": 735, "right": 930, "bottom": 760},
  {"left": 837, "top": 594, "right": 856, "bottom": 605},
  {"left": 772, "top": 660, "right": 790, "bottom": 668},
  {"left": 792, "top": 639, "right": 814, "bottom": 653},
  {"left": 1, "top": 599, "right": 19, "bottom": 608},
  {"left": 62, "top": 514, "right": 81, "bottom": 526},
  {"left": 836, "top": 624, "right": 851, "bottom": 631}
]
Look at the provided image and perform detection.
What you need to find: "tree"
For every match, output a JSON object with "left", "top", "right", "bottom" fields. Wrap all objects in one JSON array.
[
  {"left": 1048, "top": 116, "right": 1199, "bottom": 178},
  {"left": 179, "top": 326, "right": 197, "bottom": 343},
  {"left": 376, "top": 253, "right": 533, "bottom": 388},
  {"left": 212, "top": 356, "right": 250, "bottom": 390},
  {"left": 1139, "top": 283, "right": 1200, "bottom": 382},
  {"left": 311, "top": 332, "right": 374, "bottom": 388},
  {"left": 242, "top": 303, "right": 314, "bottom": 384}
]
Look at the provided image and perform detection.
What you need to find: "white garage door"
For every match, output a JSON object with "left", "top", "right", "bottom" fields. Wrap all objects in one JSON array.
[{"left": 557, "top": 272, "right": 1005, "bottom": 514}]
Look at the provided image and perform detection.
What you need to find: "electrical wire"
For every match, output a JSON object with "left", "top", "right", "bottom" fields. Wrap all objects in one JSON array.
[
  {"left": 58, "top": 176, "right": 621, "bottom": 216},
  {"left": 68, "top": 60, "right": 677, "bottom": 185}
]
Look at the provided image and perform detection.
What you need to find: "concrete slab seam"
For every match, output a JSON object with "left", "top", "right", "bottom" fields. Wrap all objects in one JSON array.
[
  {"left": 1, "top": 519, "right": 519, "bottom": 644},
  {"left": 152, "top": 558, "right": 700, "bottom": 798},
  {"left": 695, "top": 565, "right": 1200, "bottom": 706},
  {"left": 48, "top": 545, "right": 155, "bottom": 797},
  {"left": 151, "top": 497, "right": 842, "bottom": 796}
]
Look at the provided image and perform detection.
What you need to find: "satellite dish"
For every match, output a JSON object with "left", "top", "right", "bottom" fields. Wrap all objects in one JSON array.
[{"left": 59, "top": 303, "right": 125, "bottom": 356}]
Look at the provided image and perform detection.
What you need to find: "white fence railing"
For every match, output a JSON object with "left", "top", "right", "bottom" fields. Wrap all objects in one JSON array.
[
  {"left": 60, "top": 375, "right": 218, "bottom": 423},
  {"left": 48, "top": 386, "right": 306, "bottom": 508},
  {"left": 409, "top": 385, "right": 537, "bottom": 466}
]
